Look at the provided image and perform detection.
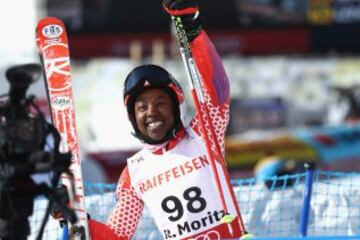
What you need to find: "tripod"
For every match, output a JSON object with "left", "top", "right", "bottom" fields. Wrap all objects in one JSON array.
[
  {"left": 0, "top": 170, "right": 77, "bottom": 240},
  {"left": 0, "top": 175, "right": 35, "bottom": 240}
]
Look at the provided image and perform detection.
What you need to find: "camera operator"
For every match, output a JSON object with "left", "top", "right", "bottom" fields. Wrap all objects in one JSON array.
[{"left": 0, "top": 63, "right": 74, "bottom": 240}]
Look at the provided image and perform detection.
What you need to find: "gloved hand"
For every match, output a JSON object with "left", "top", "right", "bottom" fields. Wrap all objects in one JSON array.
[
  {"left": 162, "top": 0, "right": 198, "bottom": 16},
  {"left": 69, "top": 225, "right": 86, "bottom": 240},
  {"left": 162, "top": 0, "right": 202, "bottom": 42},
  {"left": 50, "top": 184, "right": 70, "bottom": 220}
]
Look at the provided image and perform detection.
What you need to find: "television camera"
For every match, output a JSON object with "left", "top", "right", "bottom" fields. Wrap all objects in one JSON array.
[{"left": 0, "top": 63, "right": 77, "bottom": 240}]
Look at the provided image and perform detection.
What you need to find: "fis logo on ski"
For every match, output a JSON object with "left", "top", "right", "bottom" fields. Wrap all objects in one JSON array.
[
  {"left": 42, "top": 24, "right": 63, "bottom": 38},
  {"left": 52, "top": 96, "right": 71, "bottom": 110}
]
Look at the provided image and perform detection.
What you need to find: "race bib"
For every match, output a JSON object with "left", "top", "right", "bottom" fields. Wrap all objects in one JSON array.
[{"left": 128, "top": 132, "right": 237, "bottom": 239}]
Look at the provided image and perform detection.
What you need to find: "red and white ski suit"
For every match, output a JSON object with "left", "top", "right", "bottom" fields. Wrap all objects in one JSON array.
[{"left": 89, "top": 31, "right": 243, "bottom": 240}]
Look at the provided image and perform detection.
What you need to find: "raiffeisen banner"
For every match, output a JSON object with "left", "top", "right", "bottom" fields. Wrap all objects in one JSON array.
[{"left": 308, "top": 0, "right": 360, "bottom": 25}]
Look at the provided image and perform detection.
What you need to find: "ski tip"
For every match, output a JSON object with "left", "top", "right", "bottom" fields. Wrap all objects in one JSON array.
[
  {"left": 36, "top": 16, "right": 68, "bottom": 50},
  {"left": 36, "top": 16, "right": 66, "bottom": 37},
  {"left": 37, "top": 17, "right": 64, "bottom": 26}
]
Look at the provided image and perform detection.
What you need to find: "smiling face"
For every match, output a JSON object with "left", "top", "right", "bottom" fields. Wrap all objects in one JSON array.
[{"left": 134, "top": 88, "right": 175, "bottom": 142}]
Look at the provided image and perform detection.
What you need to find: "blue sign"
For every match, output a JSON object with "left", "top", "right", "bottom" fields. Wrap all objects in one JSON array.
[{"left": 294, "top": 123, "right": 360, "bottom": 163}]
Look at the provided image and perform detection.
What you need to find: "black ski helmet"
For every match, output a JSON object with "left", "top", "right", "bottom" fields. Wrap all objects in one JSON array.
[{"left": 123, "top": 64, "right": 185, "bottom": 144}]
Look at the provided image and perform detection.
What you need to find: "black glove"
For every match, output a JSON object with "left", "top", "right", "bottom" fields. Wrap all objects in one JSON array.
[
  {"left": 50, "top": 184, "right": 70, "bottom": 220},
  {"left": 163, "top": 0, "right": 198, "bottom": 16},
  {"left": 162, "top": 0, "right": 202, "bottom": 42},
  {"left": 69, "top": 225, "right": 86, "bottom": 240}
]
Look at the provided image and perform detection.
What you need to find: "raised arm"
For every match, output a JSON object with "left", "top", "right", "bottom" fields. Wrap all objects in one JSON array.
[
  {"left": 190, "top": 31, "right": 230, "bottom": 158},
  {"left": 163, "top": 0, "right": 230, "bottom": 156},
  {"left": 191, "top": 32, "right": 230, "bottom": 109}
]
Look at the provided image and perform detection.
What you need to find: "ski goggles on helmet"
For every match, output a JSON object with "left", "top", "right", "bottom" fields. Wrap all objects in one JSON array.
[{"left": 123, "top": 64, "right": 183, "bottom": 105}]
